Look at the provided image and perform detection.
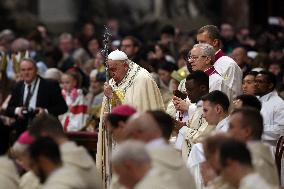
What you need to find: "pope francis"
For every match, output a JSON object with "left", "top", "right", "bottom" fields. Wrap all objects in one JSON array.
[{"left": 96, "top": 49, "right": 164, "bottom": 188}]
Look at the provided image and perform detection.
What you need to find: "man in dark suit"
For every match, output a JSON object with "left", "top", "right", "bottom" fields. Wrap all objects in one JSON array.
[{"left": 6, "top": 58, "right": 68, "bottom": 136}]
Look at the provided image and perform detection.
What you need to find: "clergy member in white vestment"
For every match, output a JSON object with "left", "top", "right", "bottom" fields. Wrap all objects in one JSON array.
[
  {"left": 28, "top": 137, "right": 88, "bottom": 189},
  {"left": 112, "top": 140, "right": 183, "bottom": 189},
  {"left": 0, "top": 119, "right": 19, "bottom": 189},
  {"left": 96, "top": 50, "right": 164, "bottom": 188},
  {"left": 0, "top": 155, "right": 19, "bottom": 189},
  {"left": 201, "top": 134, "right": 236, "bottom": 189},
  {"left": 196, "top": 25, "right": 242, "bottom": 100},
  {"left": 172, "top": 42, "right": 232, "bottom": 133},
  {"left": 229, "top": 108, "right": 279, "bottom": 187},
  {"left": 174, "top": 71, "right": 213, "bottom": 161},
  {"left": 219, "top": 139, "right": 275, "bottom": 189},
  {"left": 125, "top": 111, "right": 197, "bottom": 189},
  {"left": 189, "top": 107, "right": 280, "bottom": 189},
  {"left": 187, "top": 91, "right": 230, "bottom": 189},
  {"left": 29, "top": 114, "right": 103, "bottom": 189},
  {"left": 12, "top": 131, "right": 41, "bottom": 189},
  {"left": 255, "top": 71, "right": 284, "bottom": 145}
]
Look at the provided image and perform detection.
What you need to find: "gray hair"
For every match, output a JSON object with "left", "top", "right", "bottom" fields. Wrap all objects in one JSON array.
[
  {"left": 59, "top": 33, "right": 72, "bottom": 41},
  {"left": 112, "top": 140, "right": 150, "bottom": 164},
  {"left": 193, "top": 43, "right": 215, "bottom": 58},
  {"left": 11, "top": 38, "right": 30, "bottom": 52}
]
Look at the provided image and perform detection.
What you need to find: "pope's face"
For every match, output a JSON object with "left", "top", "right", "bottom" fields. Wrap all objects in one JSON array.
[
  {"left": 20, "top": 60, "right": 38, "bottom": 84},
  {"left": 107, "top": 60, "right": 129, "bottom": 84}
]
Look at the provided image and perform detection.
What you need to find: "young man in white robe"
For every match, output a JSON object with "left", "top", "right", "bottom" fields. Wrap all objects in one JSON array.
[
  {"left": 254, "top": 71, "right": 284, "bottom": 146},
  {"left": 219, "top": 139, "right": 274, "bottom": 189},
  {"left": 29, "top": 114, "right": 102, "bottom": 189},
  {"left": 28, "top": 137, "right": 87, "bottom": 189}
]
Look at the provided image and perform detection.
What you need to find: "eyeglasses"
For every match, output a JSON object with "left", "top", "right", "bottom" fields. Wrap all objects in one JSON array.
[{"left": 187, "top": 55, "right": 208, "bottom": 61}]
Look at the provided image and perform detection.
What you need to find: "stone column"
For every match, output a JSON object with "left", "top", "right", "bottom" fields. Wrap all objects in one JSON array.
[
  {"left": 38, "top": 0, "right": 77, "bottom": 33},
  {"left": 222, "top": 0, "right": 249, "bottom": 27}
]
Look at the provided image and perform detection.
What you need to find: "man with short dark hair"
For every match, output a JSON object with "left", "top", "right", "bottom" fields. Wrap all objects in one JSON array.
[
  {"left": 120, "top": 36, "right": 152, "bottom": 72},
  {"left": 29, "top": 114, "right": 102, "bottom": 189},
  {"left": 186, "top": 90, "right": 230, "bottom": 188},
  {"left": 254, "top": 71, "right": 284, "bottom": 144},
  {"left": 28, "top": 137, "right": 86, "bottom": 188},
  {"left": 233, "top": 94, "right": 261, "bottom": 111},
  {"left": 201, "top": 90, "right": 230, "bottom": 131},
  {"left": 6, "top": 58, "right": 68, "bottom": 137},
  {"left": 228, "top": 108, "right": 279, "bottom": 186},
  {"left": 197, "top": 25, "right": 242, "bottom": 99},
  {"left": 219, "top": 139, "right": 273, "bottom": 189},
  {"left": 146, "top": 110, "right": 174, "bottom": 140}
]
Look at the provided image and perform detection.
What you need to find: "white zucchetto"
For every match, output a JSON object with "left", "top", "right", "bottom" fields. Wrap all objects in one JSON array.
[{"left": 108, "top": 49, "right": 128, "bottom": 61}]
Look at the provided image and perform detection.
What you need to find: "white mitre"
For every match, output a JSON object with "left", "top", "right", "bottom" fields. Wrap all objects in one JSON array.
[{"left": 108, "top": 49, "right": 128, "bottom": 60}]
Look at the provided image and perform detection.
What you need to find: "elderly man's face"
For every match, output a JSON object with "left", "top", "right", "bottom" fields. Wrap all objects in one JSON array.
[
  {"left": 107, "top": 60, "right": 129, "bottom": 83},
  {"left": 189, "top": 47, "right": 210, "bottom": 71},
  {"left": 20, "top": 60, "right": 38, "bottom": 84}
]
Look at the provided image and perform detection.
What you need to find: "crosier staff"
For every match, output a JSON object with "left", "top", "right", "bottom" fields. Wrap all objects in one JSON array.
[{"left": 101, "top": 26, "right": 112, "bottom": 189}]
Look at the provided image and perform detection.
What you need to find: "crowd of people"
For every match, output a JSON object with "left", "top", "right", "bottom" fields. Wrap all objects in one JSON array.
[{"left": 0, "top": 18, "right": 284, "bottom": 189}]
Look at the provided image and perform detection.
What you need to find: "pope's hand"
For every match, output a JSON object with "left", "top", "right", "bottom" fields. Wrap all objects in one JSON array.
[{"left": 104, "top": 82, "right": 113, "bottom": 98}]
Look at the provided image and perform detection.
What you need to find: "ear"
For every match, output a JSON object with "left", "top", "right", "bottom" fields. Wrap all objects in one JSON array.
[
  {"left": 123, "top": 62, "right": 129, "bottom": 70},
  {"left": 268, "top": 83, "right": 274, "bottom": 90},
  {"left": 117, "top": 121, "right": 126, "bottom": 130},
  {"left": 225, "top": 158, "right": 235, "bottom": 168},
  {"left": 215, "top": 104, "right": 223, "bottom": 114},
  {"left": 37, "top": 156, "right": 49, "bottom": 169},
  {"left": 200, "top": 84, "right": 207, "bottom": 92},
  {"left": 205, "top": 56, "right": 212, "bottom": 66},
  {"left": 212, "top": 39, "right": 219, "bottom": 48},
  {"left": 243, "top": 127, "right": 252, "bottom": 139},
  {"left": 134, "top": 46, "right": 139, "bottom": 53}
]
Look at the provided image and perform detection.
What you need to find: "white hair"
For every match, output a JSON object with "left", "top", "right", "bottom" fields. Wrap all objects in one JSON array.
[
  {"left": 112, "top": 140, "right": 150, "bottom": 164},
  {"left": 193, "top": 43, "right": 215, "bottom": 58}
]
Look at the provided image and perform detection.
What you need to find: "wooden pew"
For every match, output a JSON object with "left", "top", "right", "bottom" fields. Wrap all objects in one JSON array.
[{"left": 66, "top": 131, "right": 98, "bottom": 160}]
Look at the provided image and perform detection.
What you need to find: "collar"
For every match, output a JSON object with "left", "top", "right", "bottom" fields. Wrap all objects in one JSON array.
[
  {"left": 196, "top": 100, "right": 203, "bottom": 108},
  {"left": 259, "top": 90, "right": 278, "bottom": 102},
  {"left": 216, "top": 116, "right": 229, "bottom": 130},
  {"left": 240, "top": 172, "right": 258, "bottom": 187},
  {"left": 145, "top": 138, "right": 167, "bottom": 150},
  {"left": 204, "top": 66, "right": 218, "bottom": 76},
  {"left": 214, "top": 49, "right": 225, "bottom": 61}
]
